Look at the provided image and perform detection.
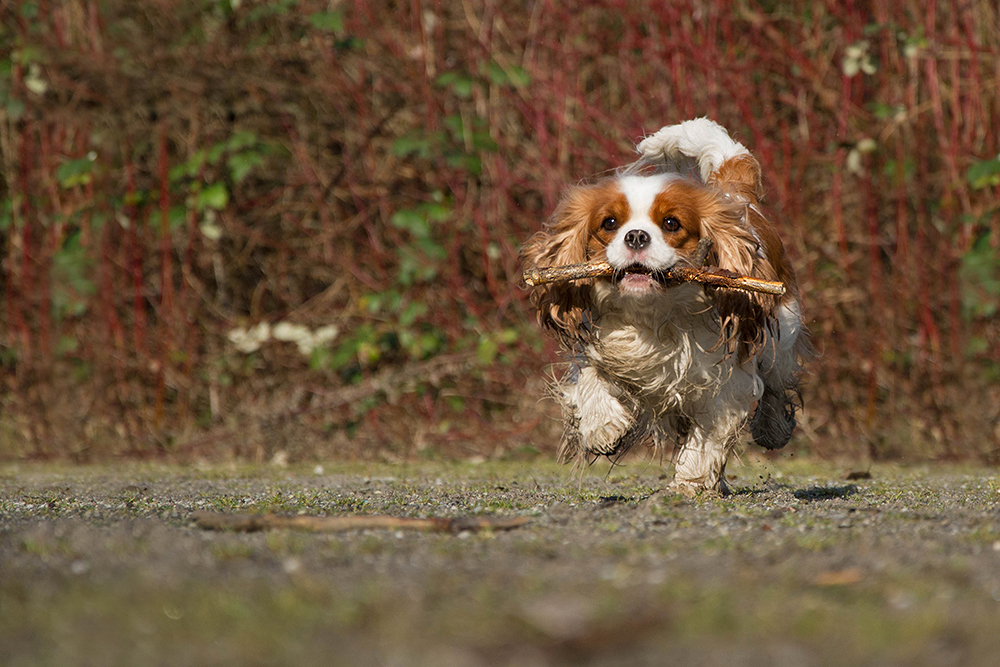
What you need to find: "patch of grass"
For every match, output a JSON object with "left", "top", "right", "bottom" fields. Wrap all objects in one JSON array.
[
  {"left": 209, "top": 540, "right": 257, "bottom": 562},
  {"left": 793, "top": 531, "right": 845, "bottom": 552},
  {"left": 5, "top": 461, "right": 1000, "bottom": 667}
]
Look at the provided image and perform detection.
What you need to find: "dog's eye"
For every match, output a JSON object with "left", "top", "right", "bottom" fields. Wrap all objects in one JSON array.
[
  {"left": 663, "top": 216, "right": 681, "bottom": 232},
  {"left": 600, "top": 216, "right": 618, "bottom": 231}
]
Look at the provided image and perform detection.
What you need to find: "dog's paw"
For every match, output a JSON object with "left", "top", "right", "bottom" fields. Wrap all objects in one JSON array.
[
  {"left": 667, "top": 475, "right": 730, "bottom": 498},
  {"left": 560, "top": 367, "right": 637, "bottom": 455},
  {"left": 666, "top": 479, "right": 705, "bottom": 499},
  {"left": 590, "top": 418, "right": 651, "bottom": 457}
]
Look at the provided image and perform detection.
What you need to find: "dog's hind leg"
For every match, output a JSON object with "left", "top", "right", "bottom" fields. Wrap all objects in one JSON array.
[{"left": 750, "top": 302, "right": 809, "bottom": 450}]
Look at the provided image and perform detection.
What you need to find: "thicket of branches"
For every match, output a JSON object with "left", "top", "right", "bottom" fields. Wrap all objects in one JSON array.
[{"left": 1, "top": 1, "right": 998, "bottom": 462}]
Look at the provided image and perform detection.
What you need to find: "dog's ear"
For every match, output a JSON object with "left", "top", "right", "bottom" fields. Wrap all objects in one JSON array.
[
  {"left": 698, "top": 192, "right": 780, "bottom": 361},
  {"left": 520, "top": 187, "right": 596, "bottom": 343},
  {"left": 707, "top": 153, "right": 765, "bottom": 204}
]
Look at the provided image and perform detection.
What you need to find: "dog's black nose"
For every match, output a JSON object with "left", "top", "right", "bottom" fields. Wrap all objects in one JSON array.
[{"left": 624, "top": 229, "right": 651, "bottom": 250}]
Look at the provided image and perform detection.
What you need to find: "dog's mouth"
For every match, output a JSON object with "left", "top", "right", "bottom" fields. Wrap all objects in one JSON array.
[
  {"left": 609, "top": 263, "right": 673, "bottom": 293},
  {"left": 612, "top": 263, "right": 670, "bottom": 282}
]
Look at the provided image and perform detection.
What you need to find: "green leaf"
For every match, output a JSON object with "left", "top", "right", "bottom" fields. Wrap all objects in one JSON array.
[
  {"left": 241, "top": 0, "right": 297, "bottom": 25},
  {"left": 498, "top": 328, "right": 519, "bottom": 345},
  {"left": 476, "top": 336, "right": 499, "bottom": 365},
  {"left": 446, "top": 152, "right": 482, "bottom": 175},
  {"left": 57, "top": 157, "right": 95, "bottom": 188},
  {"left": 423, "top": 202, "right": 452, "bottom": 222},
  {"left": 444, "top": 114, "right": 465, "bottom": 136},
  {"left": 391, "top": 208, "right": 429, "bottom": 237},
  {"left": 436, "top": 72, "right": 474, "bottom": 99},
  {"left": 485, "top": 61, "right": 531, "bottom": 88},
  {"left": 197, "top": 182, "right": 230, "bottom": 210},
  {"left": 0, "top": 198, "right": 12, "bottom": 230},
  {"left": 416, "top": 237, "right": 447, "bottom": 261},
  {"left": 412, "top": 332, "right": 444, "bottom": 359},
  {"left": 966, "top": 336, "right": 989, "bottom": 357},
  {"left": 869, "top": 102, "right": 894, "bottom": 120},
  {"left": 170, "top": 149, "right": 206, "bottom": 182},
  {"left": 328, "top": 342, "right": 358, "bottom": 370},
  {"left": 399, "top": 301, "right": 428, "bottom": 327},
  {"left": 51, "top": 230, "right": 95, "bottom": 320},
  {"left": 959, "top": 232, "right": 1000, "bottom": 320},
  {"left": 472, "top": 131, "right": 498, "bottom": 153},
  {"left": 309, "top": 346, "right": 332, "bottom": 370},
  {"left": 226, "top": 131, "right": 259, "bottom": 151},
  {"left": 207, "top": 141, "right": 227, "bottom": 164},
  {"left": 227, "top": 152, "right": 264, "bottom": 183},
  {"left": 966, "top": 157, "right": 1000, "bottom": 189},
  {"left": 56, "top": 335, "right": 79, "bottom": 355},
  {"left": 392, "top": 135, "right": 433, "bottom": 158},
  {"left": 308, "top": 10, "right": 344, "bottom": 32},
  {"left": 169, "top": 205, "right": 188, "bottom": 231},
  {"left": 336, "top": 36, "right": 364, "bottom": 51}
]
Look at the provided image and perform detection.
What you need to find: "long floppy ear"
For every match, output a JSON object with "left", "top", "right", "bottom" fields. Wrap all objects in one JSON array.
[
  {"left": 707, "top": 152, "right": 765, "bottom": 205},
  {"left": 698, "top": 193, "right": 781, "bottom": 361},
  {"left": 519, "top": 187, "right": 596, "bottom": 344}
]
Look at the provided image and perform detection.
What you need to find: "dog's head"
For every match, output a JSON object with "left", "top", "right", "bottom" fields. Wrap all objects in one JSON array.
[
  {"left": 521, "top": 171, "right": 783, "bottom": 356},
  {"left": 588, "top": 174, "right": 734, "bottom": 295}
]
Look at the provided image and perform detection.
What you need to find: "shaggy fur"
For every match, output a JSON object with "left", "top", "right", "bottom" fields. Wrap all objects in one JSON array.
[{"left": 521, "top": 118, "right": 810, "bottom": 495}]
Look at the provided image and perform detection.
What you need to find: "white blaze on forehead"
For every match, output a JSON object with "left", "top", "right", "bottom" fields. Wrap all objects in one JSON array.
[
  {"left": 605, "top": 173, "right": 682, "bottom": 271},
  {"left": 617, "top": 174, "right": 674, "bottom": 222}
]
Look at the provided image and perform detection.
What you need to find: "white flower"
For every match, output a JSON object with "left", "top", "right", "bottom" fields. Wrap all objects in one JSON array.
[
  {"left": 229, "top": 321, "right": 338, "bottom": 356},
  {"left": 857, "top": 138, "right": 877, "bottom": 154},
  {"left": 846, "top": 148, "right": 863, "bottom": 175},
  {"left": 227, "top": 322, "right": 271, "bottom": 353},
  {"left": 312, "top": 325, "right": 339, "bottom": 345},
  {"left": 272, "top": 321, "right": 311, "bottom": 343},
  {"left": 842, "top": 41, "right": 876, "bottom": 77},
  {"left": 25, "top": 64, "right": 48, "bottom": 95},
  {"left": 272, "top": 321, "right": 339, "bottom": 356}
]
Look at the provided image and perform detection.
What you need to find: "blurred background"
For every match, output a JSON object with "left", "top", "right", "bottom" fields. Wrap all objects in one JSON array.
[{"left": 0, "top": 0, "right": 998, "bottom": 463}]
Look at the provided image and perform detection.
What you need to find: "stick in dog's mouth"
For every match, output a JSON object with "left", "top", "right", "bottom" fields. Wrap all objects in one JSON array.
[{"left": 522, "top": 260, "right": 786, "bottom": 296}]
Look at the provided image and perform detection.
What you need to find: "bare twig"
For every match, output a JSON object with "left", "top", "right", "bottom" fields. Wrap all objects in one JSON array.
[
  {"left": 191, "top": 511, "right": 531, "bottom": 534},
  {"left": 523, "top": 259, "right": 786, "bottom": 296},
  {"left": 692, "top": 236, "right": 714, "bottom": 267}
]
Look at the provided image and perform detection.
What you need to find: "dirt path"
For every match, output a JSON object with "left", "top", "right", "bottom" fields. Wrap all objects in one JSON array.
[{"left": 1, "top": 459, "right": 999, "bottom": 666}]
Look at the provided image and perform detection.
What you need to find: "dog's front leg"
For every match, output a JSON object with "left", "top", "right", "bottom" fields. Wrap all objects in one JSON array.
[
  {"left": 668, "top": 409, "right": 745, "bottom": 497},
  {"left": 558, "top": 366, "right": 642, "bottom": 457}
]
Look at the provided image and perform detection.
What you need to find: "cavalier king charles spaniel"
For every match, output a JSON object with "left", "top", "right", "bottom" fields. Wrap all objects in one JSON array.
[{"left": 521, "top": 118, "right": 810, "bottom": 495}]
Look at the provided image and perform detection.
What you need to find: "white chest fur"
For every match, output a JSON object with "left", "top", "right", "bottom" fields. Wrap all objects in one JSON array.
[{"left": 589, "top": 283, "right": 759, "bottom": 412}]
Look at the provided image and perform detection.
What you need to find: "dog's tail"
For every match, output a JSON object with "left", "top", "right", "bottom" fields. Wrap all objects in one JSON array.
[{"left": 635, "top": 117, "right": 763, "bottom": 204}]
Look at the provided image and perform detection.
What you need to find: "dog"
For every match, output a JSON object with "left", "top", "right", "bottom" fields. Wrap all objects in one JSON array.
[{"left": 521, "top": 118, "right": 809, "bottom": 495}]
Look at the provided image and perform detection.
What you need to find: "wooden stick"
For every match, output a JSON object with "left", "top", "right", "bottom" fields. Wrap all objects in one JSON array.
[
  {"left": 692, "top": 236, "right": 714, "bottom": 267},
  {"left": 191, "top": 510, "right": 531, "bottom": 534},
  {"left": 523, "top": 260, "right": 786, "bottom": 296}
]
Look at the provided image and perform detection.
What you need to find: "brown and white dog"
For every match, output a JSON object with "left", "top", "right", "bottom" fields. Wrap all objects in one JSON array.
[{"left": 521, "top": 118, "right": 809, "bottom": 495}]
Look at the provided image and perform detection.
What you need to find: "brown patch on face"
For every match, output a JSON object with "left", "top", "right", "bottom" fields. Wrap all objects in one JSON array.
[
  {"left": 648, "top": 181, "right": 706, "bottom": 256},
  {"left": 581, "top": 182, "right": 631, "bottom": 260}
]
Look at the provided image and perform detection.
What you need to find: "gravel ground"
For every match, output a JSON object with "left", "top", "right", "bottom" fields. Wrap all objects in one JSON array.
[{"left": 1, "top": 458, "right": 999, "bottom": 666}]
